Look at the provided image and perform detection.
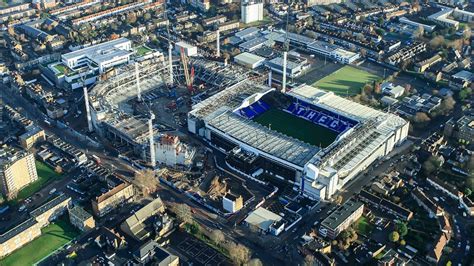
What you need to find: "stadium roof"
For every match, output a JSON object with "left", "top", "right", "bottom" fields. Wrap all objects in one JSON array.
[{"left": 207, "top": 111, "right": 320, "bottom": 168}]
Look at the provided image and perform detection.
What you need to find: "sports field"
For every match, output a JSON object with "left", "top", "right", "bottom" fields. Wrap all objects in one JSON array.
[
  {"left": 312, "top": 66, "right": 380, "bottom": 96},
  {"left": 253, "top": 108, "right": 337, "bottom": 147},
  {"left": 0, "top": 217, "right": 79, "bottom": 266}
]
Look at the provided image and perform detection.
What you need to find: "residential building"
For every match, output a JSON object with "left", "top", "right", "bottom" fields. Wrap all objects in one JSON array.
[
  {"left": 69, "top": 205, "right": 95, "bottom": 232},
  {"left": 427, "top": 232, "right": 449, "bottom": 263},
  {"left": 92, "top": 182, "right": 134, "bottom": 217},
  {"left": 415, "top": 54, "right": 442, "bottom": 73},
  {"left": 19, "top": 126, "right": 46, "bottom": 150},
  {"left": 427, "top": 176, "right": 463, "bottom": 201},
  {"left": 133, "top": 240, "right": 179, "bottom": 265},
  {"left": 0, "top": 148, "right": 38, "bottom": 198},
  {"left": 461, "top": 196, "right": 474, "bottom": 216},
  {"left": 32, "top": 0, "right": 57, "bottom": 10},
  {"left": 241, "top": 0, "right": 264, "bottom": 24},
  {"left": 218, "top": 20, "right": 240, "bottom": 32},
  {"left": 411, "top": 187, "right": 444, "bottom": 218},
  {"left": 202, "top": 15, "right": 226, "bottom": 27},
  {"left": 0, "top": 194, "right": 71, "bottom": 258},
  {"left": 359, "top": 190, "right": 413, "bottom": 221},
  {"left": 381, "top": 83, "right": 405, "bottom": 98},
  {"left": 0, "top": 218, "right": 41, "bottom": 258},
  {"left": 120, "top": 197, "right": 165, "bottom": 241},
  {"left": 222, "top": 191, "right": 243, "bottom": 213},
  {"left": 189, "top": 0, "right": 210, "bottom": 11},
  {"left": 306, "top": 0, "right": 342, "bottom": 6},
  {"left": 319, "top": 199, "right": 364, "bottom": 239},
  {"left": 30, "top": 193, "right": 71, "bottom": 227}
]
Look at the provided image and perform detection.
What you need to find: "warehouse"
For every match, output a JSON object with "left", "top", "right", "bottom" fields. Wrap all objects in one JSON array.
[{"left": 234, "top": 52, "right": 266, "bottom": 69}]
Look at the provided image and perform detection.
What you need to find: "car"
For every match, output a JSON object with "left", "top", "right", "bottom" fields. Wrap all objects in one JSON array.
[
  {"left": 49, "top": 188, "right": 57, "bottom": 195},
  {"left": 18, "top": 205, "right": 26, "bottom": 212}
]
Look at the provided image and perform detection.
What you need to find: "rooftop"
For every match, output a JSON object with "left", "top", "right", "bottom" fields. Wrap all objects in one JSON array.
[
  {"left": 244, "top": 207, "right": 282, "bottom": 231},
  {"left": 321, "top": 199, "right": 363, "bottom": 230},
  {"left": 61, "top": 38, "right": 132, "bottom": 65}
]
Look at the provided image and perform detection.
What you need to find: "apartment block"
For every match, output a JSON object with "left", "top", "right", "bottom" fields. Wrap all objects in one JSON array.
[
  {"left": 319, "top": 200, "right": 364, "bottom": 239},
  {"left": 0, "top": 147, "right": 38, "bottom": 198}
]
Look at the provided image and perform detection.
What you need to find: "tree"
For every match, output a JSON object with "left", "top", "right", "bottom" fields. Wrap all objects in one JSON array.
[
  {"left": 210, "top": 229, "right": 225, "bottom": 245},
  {"left": 127, "top": 12, "right": 137, "bottom": 24},
  {"left": 335, "top": 195, "right": 343, "bottom": 205},
  {"left": 143, "top": 12, "right": 152, "bottom": 21},
  {"left": 464, "top": 188, "right": 472, "bottom": 197},
  {"left": 247, "top": 258, "right": 263, "bottom": 266},
  {"left": 463, "top": 26, "right": 471, "bottom": 40},
  {"left": 459, "top": 88, "right": 472, "bottom": 100},
  {"left": 395, "top": 222, "right": 408, "bottom": 237},
  {"left": 438, "top": 96, "right": 456, "bottom": 114},
  {"left": 134, "top": 169, "right": 159, "bottom": 196},
  {"left": 423, "top": 155, "right": 442, "bottom": 175},
  {"left": 389, "top": 231, "right": 400, "bottom": 242},
  {"left": 412, "top": 25, "right": 424, "bottom": 39},
  {"left": 229, "top": 243, "right": 251, "bottom": 265},
  {"left": 400, "top": 239, "right": 406, "bottom": 245},
  {"left": 172, "top": 203, "right": 193, "bottom": 224},
  {"left": 413, "top": 112, "right": 431, "bottom": 123},
  {"left": 429, "top": 36, "right": 446, "bottom": 49},
  {"left": 55, "top": 165, "right": 63, "bottom": 174},
  {"left": 303, "top": 254, "right": 315, "bottom": 266}
]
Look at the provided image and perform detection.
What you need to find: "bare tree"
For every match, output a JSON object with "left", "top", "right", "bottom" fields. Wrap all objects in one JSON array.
[
  {"left": 303, "top": 254, "right": 315, "bottom": 266},
  {"left": 210, "top": 229, "right": 225, "bottom": 245},
  {"left": 134, "top": 169, "right": 159, "bottom": 196},
  {"left": 429, "top": 36, "right": 446, "bottom": 49},
  {"left": 412, "top": 25, "right": 424, "bottom": 39},
  {"left": 172, "top": 203, "right": 193, "bottom": 224},
  {"left": 413, "top": 112, "right": 431, "bottom": 123},
  {"left": 228, "top": 243, "right": 251, "bottom": 265},
  {"left": 246, "top": 258, "right": 263, "bottom": 266}
]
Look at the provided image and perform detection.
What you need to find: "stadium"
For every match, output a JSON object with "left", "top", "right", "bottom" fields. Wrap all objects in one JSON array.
[{"left": 188, "top": 81, "right": 409, "bottom": 200}]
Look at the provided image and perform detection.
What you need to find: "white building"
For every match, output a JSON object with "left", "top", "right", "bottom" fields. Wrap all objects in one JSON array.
[
  {"left": 175, "top": 41, "right": 198, "bottom": 57},
  {"left": 222, "top": 192, "right": 243, "bottom": 213},
  {"left": 241, "top": 0, "right": 264, "bottom": 24},
  {"left": 244, "top": 207, "right": 284, "bottom": 235},
  {"left": 155, "top": 135, "right": 195, "bottom": 167},
  {"left": 61, "top": 38, "right": 133, "bottom": 74},
  {"left": 234, "top": 52, "right": 266, "bottom": 69},
  {"left": 381, "top": 83, "right": 405, "bottom": 98}
]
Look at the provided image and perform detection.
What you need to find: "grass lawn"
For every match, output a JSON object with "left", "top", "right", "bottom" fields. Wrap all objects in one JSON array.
[
  {"left": 0, "top": 217, "right": 79, "bottom": 266},
  {"left": 53, "top": 64, "right": 67, "bottom": 75},
  {"left": 312, "top": 66, "right": 380, "bottom": 96},
  {"left": 15, "top": 161, "right": 62, "bottom": 203},
  {"left": 136, "top": 45, "right": 152, "bottom": 57},
  {"left": 241, "top": 16, "right": 273, "bottom": 27},
  {"left": 355, "top": 216, "right": 374, "bottom": 236},
  {"left": 253, "top": 108, "right": 338, "bottom": 147}
]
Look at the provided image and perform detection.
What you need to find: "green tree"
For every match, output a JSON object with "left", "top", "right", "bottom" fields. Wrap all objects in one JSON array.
[
  {"left": 395, "top": 222, "right": 408, "bottom": 237},
  {"left": 144, "top": 12, "right": 152, "bottom": 21},
  {"left": 464, "top": 188, "right": 472, "bottom": 197},
  {"left": 423, "top": 155, "right": 442, "bottom": 175},
  {"left": 389, "top": 231, "right": 400, "bottom": 242}
]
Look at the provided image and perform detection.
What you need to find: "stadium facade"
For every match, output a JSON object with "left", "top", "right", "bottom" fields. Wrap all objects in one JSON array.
[{"left": 188, "top": 81, "right": 409, "bottom": 200}]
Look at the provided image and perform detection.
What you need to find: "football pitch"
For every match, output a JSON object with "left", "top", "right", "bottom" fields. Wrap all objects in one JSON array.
[
  {"left": 312, "top": 66, "right": 380, "bottom": 96},
  {"left": 253, "top": 108, "right": 337, "bottom": 147}
]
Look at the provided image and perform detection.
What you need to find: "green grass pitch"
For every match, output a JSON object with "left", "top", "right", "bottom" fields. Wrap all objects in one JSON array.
[
  {"left": 1, "top": 216, "right": 79, "bottom": 266},
  {"left": 253, "top": 108, "right": 338, "bottom": 147},
  {"left": 312, "top": 66, "right": 380, "bottom": 96}
]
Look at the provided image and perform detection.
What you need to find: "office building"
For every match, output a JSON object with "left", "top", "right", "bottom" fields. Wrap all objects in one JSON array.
[{"left": 0, "top": 148, "right": 38, "bottom": 198}]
